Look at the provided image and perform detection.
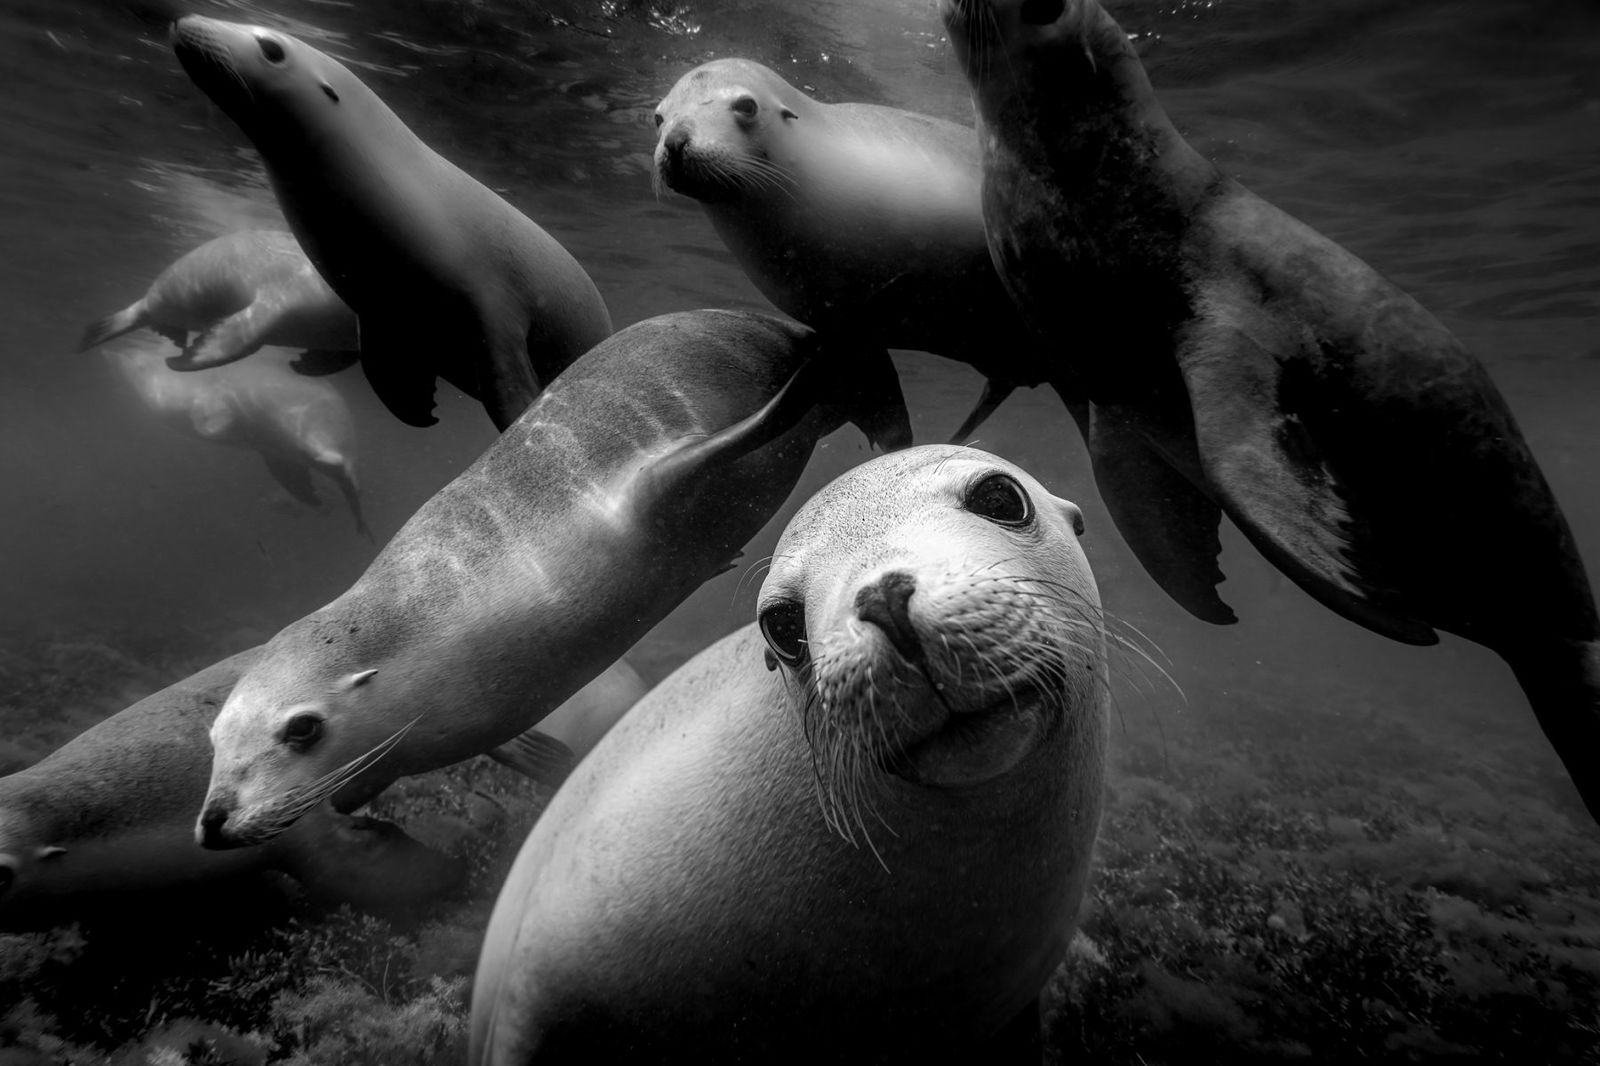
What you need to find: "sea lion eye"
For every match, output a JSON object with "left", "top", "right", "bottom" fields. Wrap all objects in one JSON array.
[
  {"left": 653, "top": 112, "right": 664, "bottom": 128},
  {"left": 257, "top": 36, "right": 286, "bottom": 63},
  {"left": 283, "top": 713, "right": 325, "bottom": 752},
  {"left": 759, "top": 600, "right": 808, "bottom": 668},
  {"left": 731, "top": 95, "right": 759, "bottom": 119},
  {"left": 1019, "top": 0, "right": 1065, "bottom": 24},
  {"left": 965, "top": 473, "right": 1032, "bottom": 526}
]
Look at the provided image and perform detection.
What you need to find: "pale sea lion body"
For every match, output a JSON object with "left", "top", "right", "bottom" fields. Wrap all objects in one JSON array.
[
  {"left": 654, "top": 58, "right": 1050, "bottom": 432},
  {"left": 197, "top": 309, "right": 909, "bottom": 849},
  {"left": 107, "top": 337, "right": 371, "bottom": 539},
  {"left": 943, "top": 0, "right": 1600, "bottom": 818},
  {"left": 77, "top": 229, "right": 357, "bottom": 371},
  {"left": 0, "top": 648, "right": 459, "bottom": 928},
  {"left": 470, "top": 446, "right": 1108, "bottom": 1063},
  {"left": 171, "top": 16, "right": 613, "bottom": 431}
]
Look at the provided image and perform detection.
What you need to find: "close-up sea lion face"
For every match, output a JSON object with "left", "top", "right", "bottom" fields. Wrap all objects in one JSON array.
[
  {"left": 757, "top": 445, "right": 1104, "bottom": 843},
  {"left": 197, "top": 658, "right": 402, "bottom": 850},
  {"left": 170, "top": 16, "right": 356, "bottom": 153},
  {"left": 653, "top": 59, "right": 801, "bottom": 203}
]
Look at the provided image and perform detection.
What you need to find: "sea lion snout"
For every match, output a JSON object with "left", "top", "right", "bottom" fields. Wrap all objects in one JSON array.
[
  {"left": 854, "top": 570, "right": 923, "bottom": 666},
  {"left": 195, "top": 800, "right": 254, "bottom": 851}
]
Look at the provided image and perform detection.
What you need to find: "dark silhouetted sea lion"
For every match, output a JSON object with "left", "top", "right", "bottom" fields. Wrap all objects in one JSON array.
[
  {"left": 469, "top": 445, "right": 1108, "bottom": 1063},
  {"left": 196, "top": 309, "right": 910, "bottom": 849},
  {"left": 171, "top": 16, "right": 613, "bottom": 431},
  {"left": 942, "top": 0, "right": 1600, "bottom": 820}
]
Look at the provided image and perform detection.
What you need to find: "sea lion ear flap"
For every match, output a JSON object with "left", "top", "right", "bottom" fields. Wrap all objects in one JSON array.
[
  {"left": 806, "top": 336, "right": 913, "bottom": 453},
  {"left": 1054, "top": 498, "right": 1086, "bottom": 537},
  {"left": 342, "top": 669, "right": 378, "bottom": 690},
  {"left": 36, "top": 846, "right": 67, "bottom": 861}
]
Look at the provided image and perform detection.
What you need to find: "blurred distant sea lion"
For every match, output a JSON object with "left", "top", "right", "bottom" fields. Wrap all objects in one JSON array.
[
  {"left": 77, "top": 229, "right": 357, "bottom": 373},
  {"left": 171, "top": 15, "right": 614, "bottom": 431},
  {"left": 942, "top": 0, "right": 1600, "bottom": 821},
  {"left": 0, "top": 648, "right": 460, "bottom": 929},
  {"left": 107, "top": 337, "right": 372, "bottom": 539},
  {"left": 469, "top": 445, "right": 1108, "bottom": 1063},
  {"left": 654, "top": 57, "right": 1050, "bottom": 440},
  {"left": 195, "top": 309, "right": 910, "bottom": 850}
]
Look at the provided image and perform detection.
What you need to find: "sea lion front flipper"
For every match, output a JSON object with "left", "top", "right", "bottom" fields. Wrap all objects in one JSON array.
[
  {"left": 948, "top": 378, "right": 1016, "bottom": 445},
  {"left": 1177, "top": 317, "right": 1437, "bottom": 645},
  {"left": 358, "top": 316, "right": 440, "bottom": 427},
  {"left": 279, "top": 807, "right": 465, "bottom": 917},
  {"left": 810, "top": 340, "right": 912, "bottom": 452},
  {"left": 291, "top": 349, "right": 361, "bottom": 376},
  {"left": 167, "top": 307, "right": 269, "bottom": 370},
  {"left": 262, "top": 454, "right": 321, "bottom": 507},
  {"left": 77, "top": 300, "right": 148, "bottom": 353},
  {"left": 488, "top": 728, "right": 578, "bottom": 787},
  {"left": 1088, "top": 402, "right": 1237, "bottom": 625}
]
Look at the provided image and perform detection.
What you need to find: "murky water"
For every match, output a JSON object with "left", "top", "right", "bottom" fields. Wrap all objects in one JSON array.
[{"left": 2, "top": 0, "right": 1598, "bottom": 1059}]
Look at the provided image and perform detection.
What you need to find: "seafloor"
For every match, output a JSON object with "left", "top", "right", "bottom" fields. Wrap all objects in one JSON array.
[{"left": 2, "top": 628, "right": 1597, "bottom": 1065}]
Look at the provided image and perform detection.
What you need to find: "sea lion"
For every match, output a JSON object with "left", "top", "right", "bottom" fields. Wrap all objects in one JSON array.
[
  {"left": 170, "top": 15, "right": 614, "bottom": 431},
  {"left": 77, "top": 229, "right": 358, "bottom": 372},
  {"left": 106, "top": 336, "right": 372, "bottom": 539},
  {"left": 0, "top": 648, "right": 461, "bottom": 928},
  {"left": 469, "top": 445, "right": 1108, "bottom": 1063},
  {"left": 195, "top": 309, "right": 910, "bottom": 850},
  {"left": 653, "top": 58, "right": 1051, "bottom": 439},
  {"left": 942, "top": 0, "right": 1600, "bottom": 820}
]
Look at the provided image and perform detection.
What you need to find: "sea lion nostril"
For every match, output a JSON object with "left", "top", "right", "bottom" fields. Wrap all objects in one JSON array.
[
  {"left": 855, "top": 571, "right": 921, "bottom": 663},
  {"left": 197, "top": 806, "right": 231, "bottom": 849}
]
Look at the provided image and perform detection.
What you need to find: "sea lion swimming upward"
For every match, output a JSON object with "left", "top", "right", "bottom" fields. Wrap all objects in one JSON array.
[
  {"left": 106, "top": 336, "right": 372, "bottom": 539},
  {"left": 170, "top": 16, "right": 614, "bottom": 431},
  {"left": 941, "top": 0, "right": 1600, "bottom": 820},
  {"left": 468, "top": 445, "right": 1109, "bottom": 1064},
  {"left": 654, "top": 58, "right": 1054, "bottom": 440},
  {"left": 196, "top": 309, "right": 910, "bottom": 851},
  {"left": 77, "top": 229, "right": 357, "bottom": 373}
]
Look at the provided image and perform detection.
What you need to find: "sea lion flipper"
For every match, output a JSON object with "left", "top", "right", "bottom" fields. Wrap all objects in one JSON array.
[
  {"left": 77, "top": 300, "right": 147, "bottom": 353},
  {"left": 488, "top": 728, "right": 577, "bottom": 786},
  {"left": 1087, "top": 403, "right": 1236, "bottom": 625},
  {"left": 810, "top": 340, "right": 912, "bottom": 452},
  {"left": 262, "top": 454, "right": 321, "bottom": 507},
  {"left": 1179, "top": 321, "right": 1436, "bottom": 644},
  {"left": 948, "top": 379, "right": 1016, "bottom": 445},
  {"left": 359, "top": 318, "right": 439, "bottom": 428},
  {"left": 168, "top": 309, "right": 267, "bottom": 370},
  {"left": 291, "top": 349, "right": 361, "bottom": 376}
]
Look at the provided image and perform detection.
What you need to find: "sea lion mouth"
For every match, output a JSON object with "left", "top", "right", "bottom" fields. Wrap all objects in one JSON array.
[
  {"left": 197, "top": 714, "right": 420, "bottom": 850},
  {"left": 653, "top": 133, "right": 794, "bottom": 205},
  {"left": 171, "top": 17, "right": 255, "bottom": 117}
]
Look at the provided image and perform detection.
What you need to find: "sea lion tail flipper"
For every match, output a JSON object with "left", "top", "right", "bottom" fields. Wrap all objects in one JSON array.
[
  {"left": 291, "top": 349, "right": 361, "bottom": 376},
  {"left": 488, "top": 728, "right": 578, "bottom": 787},
  {"left": 77, "top": 300, "right": 147, "bottom": 353},
  {"left": 808, "top": 339, "right": 913, "bottom": 452},
  {"left": 1088, "top": 402, "right": 1236, "bottom": 625},
  {"left": 262, "top": 454, "right": 321, "bottom": 508},
  {"left": 167, "top": 309, "right": 266, "bottom": 370},
  {"left": 358, "top": 317, "right": 440, "bottom": 428},
  {"left": 1179, "top": 319, "right": 1436, "bottom": 644},
  {"left": 279, "top": 807, "right": 466, "bottom": 916},
  {"left": 1502, "top": 639, "right": 1600, "bottom": 825},
  {"left": 948, "top": 378, "right": 1016, "bottom": 445}
]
